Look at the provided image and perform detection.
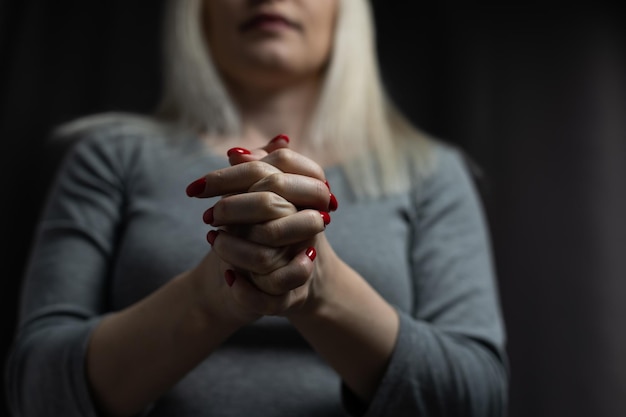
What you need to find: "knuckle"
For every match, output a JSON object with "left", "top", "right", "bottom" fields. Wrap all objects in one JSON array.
[
  {"left": 246, "top": 161, "right": 272, "bottom": 179},
  {"left": 272, "top": 148, "right": 293, "bottom": 165},
  {"left": 257, "top": 190, "right": 278, "bottom": 207},
  {"left": 268, "top": 194, "right": 295, "bottom": 215},
  {"left": 257, "top": 223, "right": 282, "bottom": 245},
  {"left": 258, "top": 192, "right": 294, "bottom": 219},
  {"left": 266, "top": 172, "right": 285, "bottom": 189},
  {"left": 307, "top": 210, "right": 324, "bottom": 230},
  {"left": 250, "top": 173, "right": 283, "bottom": 193},
  {"left": 250, "top": 248, "right": 277, "bottom": 272}
]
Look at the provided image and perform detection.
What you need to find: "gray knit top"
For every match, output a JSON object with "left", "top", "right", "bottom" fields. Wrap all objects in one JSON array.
[{"left": 7, "top": 116, "right": 507, "bottom": 416}]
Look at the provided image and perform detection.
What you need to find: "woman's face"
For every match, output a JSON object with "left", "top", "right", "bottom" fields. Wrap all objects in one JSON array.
[{"left": 203, "top": 0, "right": 338, "bottom": 89}]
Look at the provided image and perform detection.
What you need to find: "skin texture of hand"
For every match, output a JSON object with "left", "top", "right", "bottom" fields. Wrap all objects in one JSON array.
[
  {"left": 187, "top": 135, "right": 338, "bottom": 317},
  {"left": 85, "top": 136, "right": 396, "bottom": 417},
  {"left": 221, "top": 139, "right": 400, "bottom": 405}
]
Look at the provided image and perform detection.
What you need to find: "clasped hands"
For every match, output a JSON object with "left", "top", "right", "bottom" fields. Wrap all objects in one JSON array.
[{"left": 185, "top": 135, "right": 339, "bottom": 323}]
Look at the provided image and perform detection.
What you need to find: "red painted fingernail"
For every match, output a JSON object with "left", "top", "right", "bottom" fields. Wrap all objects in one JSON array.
[
  {"left": 203, "top": 207, "right": 215, "bottom": 225},
  {"left": 305, "top": 247, "right": 317, "bottom": 261},
  {"left": 270, "top": 134, "right": 290, "bottom": 144},
  {"left": 225, "top": 270, "right": 236, "bottom": 287},
  {"left": 207, "top": 230, "right": 218, "bottom": 245},
  {"left": 227, "top": 147, "right": 251, "bottom": 157},
  {"left": 319, "top": 211, "right": 331, "bottom": 227},
  {"left": 328, "top": 193, "right": 338, "bottom": 212},
  {"left": 186, "top": 177, "right": 206, "bottom": 197},
  {"left": 324, "top": 180, "right": 331, "bottom": 191}
]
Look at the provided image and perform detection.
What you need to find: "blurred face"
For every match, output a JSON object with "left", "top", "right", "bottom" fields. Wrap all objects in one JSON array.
[{"left": 203, "top": 0, "right": 338, "bottom": 89}]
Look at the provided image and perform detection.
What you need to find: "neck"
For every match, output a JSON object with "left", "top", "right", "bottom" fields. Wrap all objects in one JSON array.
[{"left": 226, "top": 76, "right": 322, "bottom": 153}]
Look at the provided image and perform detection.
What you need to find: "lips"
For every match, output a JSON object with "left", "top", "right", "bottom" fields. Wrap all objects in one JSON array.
[{"left": 240, "top": 13, "right": 300, "bottom": 32}]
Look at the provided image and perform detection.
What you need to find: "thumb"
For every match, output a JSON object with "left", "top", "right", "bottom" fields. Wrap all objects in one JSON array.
[
  {"left": 263, "top": 133, "right": 290, "bottom": 153},
  {"left": 227, "top": 134, "right": 291, "bottom": 166}
]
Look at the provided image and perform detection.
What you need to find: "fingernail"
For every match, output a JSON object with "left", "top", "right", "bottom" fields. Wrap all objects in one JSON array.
[
  {"left": 319, "top": 211, "right": 331, "bottom": 227},
  {"left": 328, "top": 193, "right": 338, "bottom": 212},
  {"left": 324, "top": 180, "right": 331, "bottom": 191},
  {"left": 203, "top": 207, "right": 215, "bottom": 225},
  {"left": 207, "top": 230, "right": 218, "bottom": 245},
  {"left": 270, "top": 134, "right": 290, "bottom": 144},
  {"left": 305, "top": 247, "right": 317, "bottom": 261},
  {"left": 225, "top": 270, "right": 236, "bottom": 287},
  {"left": 227, "top": 147, "right": 251, "bottom": 157},
  {"left": 186, "top": 177, "right": 206, "bottom": 197}
]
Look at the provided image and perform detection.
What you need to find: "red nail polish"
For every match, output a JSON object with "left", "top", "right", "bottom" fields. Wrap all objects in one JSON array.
[
  {"left": 203, "top": 207, "right": 215, "bottom": 225},
  {"left": 324, "top": 180, "right": 331, "bottom": 191},
  {"left": 319, "top": 211, "right": 331, "bottom": 227},
  {"left": 207, "top": 230, "right": 218, "bottom": 245},
  {"left": 225, "top": 270, "right": 236, "bottom": 287},
  {"left": 328, "top": 193, "right": 338, "bottom": 212},
  {"left": 305, "top": 247, "right": 317, "bottom": 261},
  {"left": 227, "top": 147, "right": 251, "bottom": 157},
  {"left": 186, "top": 177, "right": 206, "bottom": 197},
  {"left": 270, "top": 134, "right": 290, "bottom": 144}
]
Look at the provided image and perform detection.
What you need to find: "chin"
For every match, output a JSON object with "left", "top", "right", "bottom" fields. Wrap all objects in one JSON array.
[
  {"left": 244, "top": 48, "right": 306, "bottom": 74},
  {"left": 223, "top": 42, "right": 323, "bottom": 88}
]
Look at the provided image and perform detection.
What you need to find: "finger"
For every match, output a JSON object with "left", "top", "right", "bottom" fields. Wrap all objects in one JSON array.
[
  {"left": 248, "top": 173, "right": 331, "bottom": 211},
  {"left": 227, "top": 146, "right": 268, "bottom": 166},
  {"left": 248, "top": 247, "right": 316, "bottom": 296},
  {"left": 205, "top": 192, "right": 297, "bottom": 226},
  {"left": 264, "top": 133, "right": 291, "bottom": 153},
  {"left": 186, "top": 161, "right": 282, "bottom": 198},
  {"left": 230, "top": 210, "right": 330, "bottom": 247},
  {"left": 227, "top": 248, "right": 316, "bottom": 314},
  {"left": 229, "top": 141, "right": 325, "bottom": 183},
  {"left": 208, "top": 229, "right": 290, "bottom": 275},
  {"left": 227, "top": 134, "right": 290, "bottom": 166},
  {"left": 259, "top": 148, "right": 326, "bottom": 181},
  {"left": 227, "top": 270, "right": 306, "bottom": 316}
]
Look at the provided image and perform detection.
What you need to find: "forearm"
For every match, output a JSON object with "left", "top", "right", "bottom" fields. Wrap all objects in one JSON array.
[
  {"left": 288, "top": 256, "right": 399, "bottom": 403},
  {"left": 87, "top": 265, "right": 245, "bottom": 417}
]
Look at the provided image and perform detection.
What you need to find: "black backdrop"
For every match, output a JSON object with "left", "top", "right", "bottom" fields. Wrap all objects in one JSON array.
[{"left": 1, "top": 3, "right": 625, "bottom": 417}]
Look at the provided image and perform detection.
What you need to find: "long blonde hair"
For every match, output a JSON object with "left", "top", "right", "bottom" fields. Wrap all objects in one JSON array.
[{"left": 157, "top": 0, "right": 432, "bottom": 198}]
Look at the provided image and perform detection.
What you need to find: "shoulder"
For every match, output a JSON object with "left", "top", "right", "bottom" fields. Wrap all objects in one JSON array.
[
  {"left": 49, "top": 112, "right": 190, "bottom": 172},
  {"left": 431, "top": 141, "right": 472, "bottom": 179},
  {"left": 410, "top": 139, "right": 487, "bottom": 210},
  {"left": 40, "top": 113, "right": 192, "bottom": 194},
  {"left": 424, "top": 140, "right": 480, "bottom": 187},
  {"left": 53, "top": 112, "right": 182, "bottom": 149}
]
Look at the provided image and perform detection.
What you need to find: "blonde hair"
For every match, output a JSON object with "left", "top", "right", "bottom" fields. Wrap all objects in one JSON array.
[{"left": 157, "top": 0, "right": 432, "bottom": 198}]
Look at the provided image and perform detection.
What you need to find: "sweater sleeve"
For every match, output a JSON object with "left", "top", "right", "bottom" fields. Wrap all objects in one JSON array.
[
  {"left": 6, "top": 131, "right": 128, "bottom": 417},
  {"left": 345, "top": 146, "right": 508, "bottom": 416}
]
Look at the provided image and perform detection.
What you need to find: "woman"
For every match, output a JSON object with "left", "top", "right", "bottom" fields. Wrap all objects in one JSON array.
[{"left": 7, "top": 0, "right": 508, "bottom": 416}]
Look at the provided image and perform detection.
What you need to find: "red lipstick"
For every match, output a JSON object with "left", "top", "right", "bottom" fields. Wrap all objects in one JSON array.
[{"left": 240, "top": 13, "right": 300, "bottom": 32}]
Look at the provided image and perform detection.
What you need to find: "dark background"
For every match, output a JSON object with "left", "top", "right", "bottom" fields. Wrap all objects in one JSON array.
[{"left": 1, "top": 2, "right": 625, "bottom": 416}]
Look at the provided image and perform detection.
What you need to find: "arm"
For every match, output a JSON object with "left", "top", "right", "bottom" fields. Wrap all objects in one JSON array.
[
  {"left": 85, "top": 255, "right": 254, "bottom": 417},
  {"left": 287, "top": 242, "right": 400, "bottom": 403},
  {"left": 5, "top": 131, "right": 257, "bottom": 417},
  {"left": 215, "top": 140, "right": 400, "bottom": 402},
  {"left": 218, "top": 144, "right": 507, "bottom": 416},
  {"left": 291, "top": 147, "right": 508, "bottom": 416}
]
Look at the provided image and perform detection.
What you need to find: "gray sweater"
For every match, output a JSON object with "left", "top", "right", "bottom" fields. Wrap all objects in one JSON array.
[{"left": 6, "top": 116, "right": 507, "bottom": 416}]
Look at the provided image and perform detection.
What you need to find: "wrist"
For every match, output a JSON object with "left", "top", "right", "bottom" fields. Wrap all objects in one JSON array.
[
  {"left": 286, "top": 242, "right": 346, "bottom": 322},
  {"left": 183, "top": 254, "right": 255, "bottom": 335}
]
